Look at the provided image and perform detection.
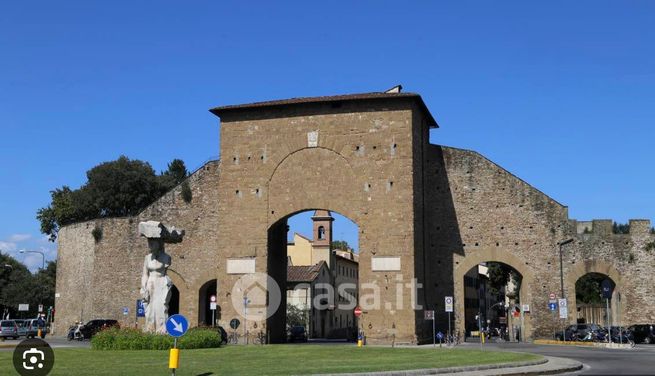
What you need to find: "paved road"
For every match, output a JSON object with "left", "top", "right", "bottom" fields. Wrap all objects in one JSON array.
[
  {"left": 468, "top": 341, "right": 655, "bottom": 375},
  {"left": 0, "top": 336, "right": 90, "bottom": 352}
]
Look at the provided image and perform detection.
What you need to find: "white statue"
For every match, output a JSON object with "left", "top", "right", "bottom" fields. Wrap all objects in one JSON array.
[{"left": 138, "top": 221, "right": 184, "bottom": 334}]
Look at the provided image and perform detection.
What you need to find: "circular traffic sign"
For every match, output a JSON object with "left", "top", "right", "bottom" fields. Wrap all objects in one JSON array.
[
  {"left": 549, "top": 293, "right": 556, "bottom": 300},
  {"left": 210, "top": 294, "right": 217, "bottom": 303},
  {"left": 354, "top": 306, "right": 362, "bottom": 318},
  {"left": 166, "top": 314, "right": 189, "bottom": 337}
]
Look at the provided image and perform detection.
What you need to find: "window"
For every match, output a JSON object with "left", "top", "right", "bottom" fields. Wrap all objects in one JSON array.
[{"left": 318, "top": 226, "right": 325, "bottom": 240}]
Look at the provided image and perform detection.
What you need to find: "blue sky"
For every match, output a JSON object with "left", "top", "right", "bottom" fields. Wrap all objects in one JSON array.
[{"left": 1, "top": 1, "right": 654, "bottom": 270}]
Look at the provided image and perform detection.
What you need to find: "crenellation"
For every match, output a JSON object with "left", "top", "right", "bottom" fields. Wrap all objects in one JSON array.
[{"left": 629, "top": 219, "right": 651, "bottom": 235}]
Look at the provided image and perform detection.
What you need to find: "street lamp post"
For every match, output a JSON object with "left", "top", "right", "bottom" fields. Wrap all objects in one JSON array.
[
  {"left": 558, "top": 238, "right": 574, "bottom": 341},
  {"left": 19, "top": 250, "right": 45, "bottom": 269}
]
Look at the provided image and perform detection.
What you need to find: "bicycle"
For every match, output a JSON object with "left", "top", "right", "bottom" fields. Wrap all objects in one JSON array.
[
  {"left": 445, "top": 331, "right": 460, "bottom": 347},
  {"left": 250, "top": 331, "right": 266, "bottom": 345},
  {"left": 227, "top": 330, "right": 240, "bottom": 344}
]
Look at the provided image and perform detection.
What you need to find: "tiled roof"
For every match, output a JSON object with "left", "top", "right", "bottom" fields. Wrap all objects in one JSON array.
[{"left": 287, "top": 261, "right": 327, "bottom": 282}]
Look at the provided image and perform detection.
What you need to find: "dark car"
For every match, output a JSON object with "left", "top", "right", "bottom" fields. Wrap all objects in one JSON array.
[
  {"left": 628, "top": 324, "right": 655, "bottom": 344},
  {"left": 288, "top": 326, "right": 307, "bottom": 342},
  {"left": 68, "top": 319, "right": 119, "bottom": 340},
  {"left": 555, "top": 323, "right": 603, "bottom": 341}
]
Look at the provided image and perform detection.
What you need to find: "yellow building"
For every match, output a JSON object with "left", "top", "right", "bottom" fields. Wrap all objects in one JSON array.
[{"left": 286, "top": 210, "right": 359, "bottom": 339}]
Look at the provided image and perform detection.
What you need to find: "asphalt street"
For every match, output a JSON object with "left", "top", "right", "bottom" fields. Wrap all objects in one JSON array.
[{"left": 470, "top": 341, "right": 655, "bottom": 375}]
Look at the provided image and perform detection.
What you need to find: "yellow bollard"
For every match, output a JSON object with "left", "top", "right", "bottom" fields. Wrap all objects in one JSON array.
[
  {"left": 357, "top": 339, "right": 363, "bottom": 347},
  {"left": 169, "top": 348, "right": 180, "bottom": 369}
]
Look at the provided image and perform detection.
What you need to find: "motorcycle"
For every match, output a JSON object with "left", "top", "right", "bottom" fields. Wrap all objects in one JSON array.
[{"left": 67, "top": 323, "right": 85, "bottom": 341}]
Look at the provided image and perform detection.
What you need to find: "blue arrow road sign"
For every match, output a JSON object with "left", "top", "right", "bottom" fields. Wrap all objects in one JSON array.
[
  {"left": 166, "top": 314, "right": 189, "bottom": 337},
  {"left": 548, "top": 302, "right": 557, "bottom": 311}
]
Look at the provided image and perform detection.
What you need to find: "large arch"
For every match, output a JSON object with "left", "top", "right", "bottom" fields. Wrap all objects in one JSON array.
[
  {"left": 565, "top": 259, "right": 624, "bottom": 326},
  {"left": 454, "top": 247, "right": 536, "bottom": 340},
  {"left": 267, "top": 147, "right": 364, "bottom": 225}
]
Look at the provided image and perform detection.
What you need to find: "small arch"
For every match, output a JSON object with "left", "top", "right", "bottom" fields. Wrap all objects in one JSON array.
[
  {"left": 454, "top": 248, "right": 536, "bottom": 340},
  {"left": 169, "top": 285, "right": 180, "bottom": 316},
  {"left": 198, "top": 279, "right": 218, "bottom": 326}
]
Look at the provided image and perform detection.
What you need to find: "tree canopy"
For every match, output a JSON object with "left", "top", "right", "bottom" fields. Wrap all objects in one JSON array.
[
  {"left": 486, "top": 262, "right": 521, "bottom": 298},
  {"left": 331, "top": 240, "right": 353, "bottom": 251},
  {"left": 575, "top": 273, "right": 610, "bottom": 304},
  {"left": 37, "top": 156, "right": 188, "bottom": 241},
  {"left": 612, "top": 222, "right": 630, "bottom": 234},
  {"left": 0, "top": 252, "right": 56, "bottom": 319}
]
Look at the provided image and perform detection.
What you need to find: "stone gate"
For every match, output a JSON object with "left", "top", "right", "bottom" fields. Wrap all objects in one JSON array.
[{"left": 54, "top": 90, "right": 655, "bottom": 343}]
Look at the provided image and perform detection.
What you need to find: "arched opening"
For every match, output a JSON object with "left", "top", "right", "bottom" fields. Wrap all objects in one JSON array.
[
  {"left": 575, "top": 273, "right": 616, "bottom": 327},
  {"left": 268, "top": 209, "right": 359, "bottom": 343},
  {"left": 462, "top": 262, "right": 523, "bottom": 342},
  {"left": 198, "top": 279, "right": 218, "bottom": 326},
  {"left": 168, "top": 285, "right": 180, "bottom": 316}
]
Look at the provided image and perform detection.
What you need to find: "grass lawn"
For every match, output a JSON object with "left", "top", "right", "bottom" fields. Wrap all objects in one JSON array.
[{"left": 0, "top": 344, "right": 540, "bottom": 375}]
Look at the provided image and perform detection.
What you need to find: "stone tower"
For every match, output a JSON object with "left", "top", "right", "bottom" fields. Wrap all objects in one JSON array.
[{"left": 311, "top": 210, "right": 334, "bottom": 267}]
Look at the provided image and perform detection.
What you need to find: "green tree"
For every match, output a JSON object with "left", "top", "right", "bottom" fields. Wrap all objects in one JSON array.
[
  {"left": 486, "top": 262, "right": 521, "bottom": 298},
  {"left": 0, "top": 252, "right": 56, "bottom": 319},
  {"left": 37, "top": 156, "right": 188, "bottom": 241},
  {"left": 331, "top": 240, "right": 352, "bottom": 251},
  {"left": 286, "top": 304, "right": 308, "bottom": 330},
  {"left": 612, "top": 222, "right": 630, "bottom": 234},
  {"left": 575, "top": 273, "right": 606, "bottom": 304},
  {"left": 159, "top": 158, "right": 189, "bottom": 192}
]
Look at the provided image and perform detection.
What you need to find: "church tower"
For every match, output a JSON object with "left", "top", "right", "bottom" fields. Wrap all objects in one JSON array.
[{"left": 311, "top": 210, "right": 334, "bottom": 267}]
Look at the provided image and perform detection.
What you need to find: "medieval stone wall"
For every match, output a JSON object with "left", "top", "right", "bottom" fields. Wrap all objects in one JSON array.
[
  {"left": 54, "top": 221, "right": 97, "bottom": 332},
  {"left": 564, "top": 219, "right": 655, "bottom": 326},
  {"left": 54, "top": 93, "right": 654, "bottom": 342},
  {"left": 426, "top": 145, "right": 570, "bottom": 339},
  {"left": 53, "top": 161, "right": 221, "bottom": 334}
]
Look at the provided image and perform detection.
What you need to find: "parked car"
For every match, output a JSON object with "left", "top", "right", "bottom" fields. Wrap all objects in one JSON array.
[
  {"left": 555, "top": 323, "right": 604, "bottom": 341},
  {"left": 628, "top": 324, "right": 655, "bottom": 344},
  {"left": 288, "top": 325, "right": 308, "bottom": 342},
  {"left": 14, "top": 320, "right": 28, "bottom": 337},
  {"left": 74, "top": 319, "right": 119, "bottom": 340},
  {"left": 0, "top": 320, "right": 19, "bottom": 340},
  {"left": 23, "top": 318, "right": 45, "bottom": 338}
]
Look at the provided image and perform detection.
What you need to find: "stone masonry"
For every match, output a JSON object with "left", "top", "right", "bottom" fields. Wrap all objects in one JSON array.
[{"left": 54, "top": 91, "right": 655, "bottom": 343}]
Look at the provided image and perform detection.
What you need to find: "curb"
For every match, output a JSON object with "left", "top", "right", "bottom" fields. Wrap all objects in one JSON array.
[
  {"left": 316, "top": 358, "right": 550, "bottom": 376},
  {"left": 534, "top": 339, "right": 633, "bottom": 349},
  {"left": 0, "top": 343, "right": 17, "bottom": 349}
]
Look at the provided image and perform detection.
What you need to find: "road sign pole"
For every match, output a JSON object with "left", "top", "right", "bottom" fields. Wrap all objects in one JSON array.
[
  {"left": 606, "top": 298, "right": 611, "bottom": 344},
  {"left": 432, "top": 317, "right": 436, "bottom": 347},
  {"left": 170, "top": 338, "right": 178, "bottom": 376},
  {"left": 448, "top": 312, "right": 451, "bottom": 340}
]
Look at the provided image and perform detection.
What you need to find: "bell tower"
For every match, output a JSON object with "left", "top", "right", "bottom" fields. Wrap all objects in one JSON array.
[{"left": 311, "top": 210, "right": 334, "bottom": 267}]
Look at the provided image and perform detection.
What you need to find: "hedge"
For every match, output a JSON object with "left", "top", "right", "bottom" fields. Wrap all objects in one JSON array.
[{"left": 91, "top": 327, "right": 221, "bottom": 350}]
